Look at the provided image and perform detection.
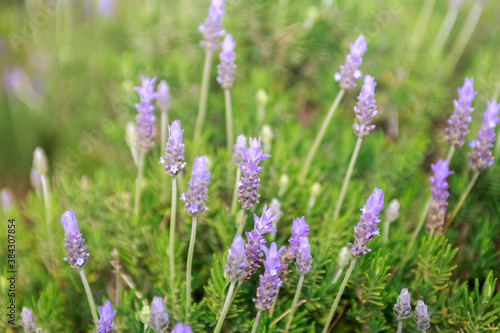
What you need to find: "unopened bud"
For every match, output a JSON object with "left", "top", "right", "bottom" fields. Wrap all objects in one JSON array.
[
  {"left": 386, "top": 199, "right": 400, "bottom": 223},
  {"left": 256, "top": 89, "right": 268, "bottom": 106},
  {"left": 311, "top": 182, "right": 321, "bottom": 197},
  {"left": 33, "top": 147, "right": 48, "bottom": 175}
]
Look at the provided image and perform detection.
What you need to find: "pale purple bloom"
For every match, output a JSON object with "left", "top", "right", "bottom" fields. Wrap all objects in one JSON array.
[
  {"left": 20, "top": 307, "right": 37, "bottom": 332},
  {"left": 199, "top": 0, "right": 225, "bottom": 52},
  {"left": 97, "top": 300, "right": 116, "bottom": 333},
  {"left": 149, "top": 297, "right": 169, "bottom": 333},
  {"left": 414, "top": 300, "right": 431, "bottom": 330},
  {"left": 159, "top": 120, "right": 186, "bottom": 177},
  {"left": 334, "top": 35, "right": 367, "bottom": 90},
  {"left": 217, "top": 34, "right": 236, "bottom": 89},
  {"left": 226, "top": 235, "right": 247, "bottom": 282},
  {"left": 1, "top": 189, "right": 13, "bottom": 210},
  {"left": 233, "top": 134, "right": 247, "bottom": 167},
  {"left": 157, "top": 80, "right": 170, "bottom": 113},
  {"left": 60, "top": 210, "right": 89, "bottom": 269},
  {"left": 180, "top": 156, "right": 210, "bottom": 216},
  {"left": 393, "top": 288, "right": 411, "bottom": 320},
  {"left": 468, "top": 99, "right": 500, "bottom": 171},
  {"left": 353, "top": 75, "right": 378, "bottom": 138},
  {"left": 254, "top": 242, "right": 284, "bottom": 311},
  {"left": 296, "top": 237, "right": 312, "bottom": 274},
  {"left": 348, "top": 188, "right": 384, "bottom": 258},
  {"left": 288, "top": 216, "right": 309, "bottom": 256},
  {"left": 172, "top": 323, "right": 191, "bottom": 333},
  {"left": 134, "top": 77, "right": 159, "bottom": 151},
  {"left": 3, "top": 66, "right": 26, "bottom": 94},
  {"left": 98, "top": 0, "right": 115, "bottom": 17},
  {"left": 446, "top": 77, "right": 477, "bottom": 149},
  {"left": 427, "top": 159, "right": 453, "bottom": 233}
]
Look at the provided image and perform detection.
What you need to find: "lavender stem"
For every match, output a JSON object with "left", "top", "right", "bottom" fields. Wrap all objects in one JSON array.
[
  {"left": 169, "top": 177, "right": 177, "bottom": 308},
  {"left": 186, "top": 215, "right": 198, "bottom": 316},
  {"left": 194, "top": 51, "right": 213, "bottom": 144},
  {"left": 134, "top": 150, "right": 146, "bottom": 221},
  {"left": 40, "top": 174, "right": 50, "bottom": 212},
  {"left": 230, "top": 168, "right": 241, "bottom": 216},
  {"left": 284, "top": 274, "right": 305, "bottom": 333},
  {"left": 430, "top": 4, "right": 459, "bottom": 57},
  {"left": 446, "top": 171, "right": 479, "bottom": 229},
  {"left": 225, "top": 89, "right": 234, "bottom": 155},
  {"left": 446, "top": 146, "right": 456, "bottom": 163},
  {"left": 79, "top": 269, "right": 99, "bottom": 325},
  {"left": 214, "top": 281, "right": 236, "bottom": 333},
  {"left": 397, "top": 320, "right": 403, "bottom": 333},
  {"left": 251, "top": 310, "right": 262, "bottom": 333},
  {"left": 236, "top": 210, "right": 246, "bottom": 236},
  {"left": 411, "top": 0, "right": 436, "bottom": 49}
]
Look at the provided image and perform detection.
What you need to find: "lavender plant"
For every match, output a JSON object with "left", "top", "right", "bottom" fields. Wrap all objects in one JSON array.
[
  {"left": 393, "top": 288, "right": 411, "bottom": 333},
  {"left": 20, "top": 307, "right": 37, "bottom": 332},
  {"left": 149, "top": 297, "right": 169, "bottom": 333},
  {"left": 427, "top": 159, "right": 453, "bottom": 234},
  {"left": 96, "top": 300, "right": 117, "bottom": 333},
  {"left": 414, "top": 300, "right": 431, "bottom": 331}
]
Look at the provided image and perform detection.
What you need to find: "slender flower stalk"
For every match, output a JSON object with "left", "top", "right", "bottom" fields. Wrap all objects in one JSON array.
[
  {"left": 231, "top": 134, "right": 247, "bottom": 216},
  {"left": 33, "top": 147, "right": 50, "bottom": 212},
  {"left": 414, "top": 300, "right": 431, "bottom": 331},
  {"left": 251, "top": 310, "right": 263, "bottom": 333},
  {"left": 134, "top": 150, "right": 145, "bottom": 221},
  {"left": 383, "top": 199, "right": 400, "bottom": 243},
  {"left": 411, "top": 0, "right": 436, "bottom": 49},
  {"left": 217, "top": 34, "right": 236, "bottom": 153},
  {"left": 430, "top": 0, "right": 462, "bottom": 57},
  {"left": 331, "top": 247, "right": 349, "bottom": 284},
  {"left": 96, "top": 300, "right": 117, "bottom": 333},
  {"left": 157, "top": 80, "right": 170, "bottom": 157}
]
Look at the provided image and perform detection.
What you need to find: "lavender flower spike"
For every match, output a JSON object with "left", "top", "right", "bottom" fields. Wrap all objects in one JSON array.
[
  {"left": 60, "top": 210, "right": 89, "bottom": 269},
  {"left": 254, "top": 242, "right": 285, "bottom": 311},
  {"left": 414, "top": 300, "right": 431, "bottom": 330},
  {"left": 217, "top": 34, "right": 236, "bottom": 90},
  {"left": 296, "top": 237, "right": 312, "bottom": 274},
  {"left": 353, "top": 75, "right": 378, "bottom": 138},
  {"left": 225, "top": 235, "right": 247, "bottom": 282},
  {"left": 393, "top": 288, "right": 412, "bottom": 320},
  {"left": 172, "top": 323, "right": 192, "bottom": 333},
  {"left": 233, "top": 134, "right": 247, "bottom": 167},
  {"left": 97, "top": 300, "right": 117, "bottom": 333},
  {"left": 427, "top": 159, "right": 453, "bottom": 233},
  {"left": 198, "top": 0, "right": 225, "bottom": 52},
  {"left": 134, "top": 77, "right": 159, "bottom": 151},
  {"left": 348, "top": 188, "right": 384, "bottom": 258},
  {"left": 180, "top": 156, "right": 210, "bottom": 216},
  {"left": 446, "top": 77, "right": 477, "bottom": 149},
  {"left": 149, "top": 297, "right": 169, "bottom": 333},
  {"left": 157, "top": 80, "right": 170, "bottom": 113},
  {"left": 289, "top": 216, "right": 309, "bottom": 256},
  {"left": 334, "top": 34, "right": 367, "bottom": 90},
  {"left": 468, "top": 99, "right": 500, "bottom": 172},
  {"left": 20, "top": 307, "right": 37, "bottom": 332},
  {"left": 159, "top": 120, "right": 186, "bottom": 177}
]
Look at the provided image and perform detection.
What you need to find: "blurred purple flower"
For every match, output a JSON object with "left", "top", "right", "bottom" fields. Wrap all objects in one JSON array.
[
  {"left": 233, "top": 134, "right": 247, "bottom": 167},
  {"left": 254, "top": 242, "right": 284, "bottom": 311},
  {"left": 199, "top": 0, "right": 225, "bottom": 52},
  {"left": 157, "top": 80, "right": 170, "bottom": 113},
  {"left": 393, "top": 288, "right": 411, "bottom": 320},
  {"left": 159, "top": 120, "right": 186, "bottom": 177},
  {"left": 288, "top": 216, "right": 309, "bottom": 256},
  {"left": 334, "top": 35, "right": 367, "bottom": 90},
  {"left": 60, "top": 210, "right": 90, "bottom": 269},
  {"left": 414, "top": 300, "right": 431, "bottom": 330},
  {"left": 134, "top": 77, "right": 159, "bottom": 151},
  {"left": 1, "top": 189, "right": 14, "bottom": 211},
  {"left": 446, "top": 77, "right": 477, "bottom": 149},
  {"left": 217, "top": 33, "right": 236, "bottom": 89},
  {"left": 180, "top": 156, "right": 210, "bottom": 216},
  {"left": 226, "top": 235, "right": 247, "bottom": 282},
  {"left": 149, "top": 297, "right": 169, "bottom": 333},
  {"left": 353, "top": 75, "right": 378, "bottom": 138},
  {"left": 296, "top": 237, "right": 312, "bottom": 274},
  {"left": 427, "top": 159, "right": 453, "bottom": 233},
  {"left": 20, "top": 307, "right": 37, "bottom": 332},
  {"left": 98, "top": 0, "right": 116, "bottom": 17},
  {"left": 97, "top": 300, "right": 117, "bottom": 333},
  {"left": 172, "top": 323, "right": 191, "bottom": 333}
]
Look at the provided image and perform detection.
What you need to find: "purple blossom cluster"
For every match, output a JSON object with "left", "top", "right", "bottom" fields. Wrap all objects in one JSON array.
[
  {"left": 96, "top": 300, "right": 117, "bottom": 333},
  {"left": 446, "top": 77, "right": 477, "bottom": 149},
  {"left": 225, "top": 235, "right": 247, "bottom": 282},
  {"left": 198, "top": 0, "right": 225, "bottom": 52},
  {"left": 238, "top": 137, "right": 271, "bottom": 210},
  {"left": 334, "top": 35, "right": 367, "bottom": 90},
  {"left": 427, "top": 159, "right": 453, "bottom": 233},
  {"left": 288, "top": 217, "right": 309, "bottom": 256},
  {"left": 393, "top": 288, "right": 412, "bottom": 320},
  {"left": 296, "top": 237, "right": 312, "bottom": 274},
  {"left": 414, "top": 300, "right": 431, "bottom": 330},
  {"left": 157, "top": 80, "right": 170, "bottom": 113},
  {"left": 254, "top": 242, "right": 284, "bottom": 311},
  {"left": 134, "top": 77, "right": 159, "bottom": 151},
  {"left": 20, "top": 307, "right": 37, "bottom": 332},
  {"left": 172, "top": 323, "right": 192, "bottom": 333},
  {"left": 348, "top": 188, "right": 384, "bottom": 258},
  {"left": 180, "top": 156, "right": 210, "bottom": 216},
  {"left": 159, "top": 120, "right": 186, "bottom": 177},
  {"left": 60, "top": 210, "right": 90, "bottom": 269},
  {"left": 217, "top": 34, "right": 236, "bottom": 90},
  {"left": 353, "top": 75, "right": 378, "bottom": 138},
  {"left": 232, "top": 134, "right": 247, "bottom": 167},
  {"left": 468, "top": 99, "right": 500, "bottom": 172},
  {"left": 149, "top": 297, "right": 169, "bottom": 333}
]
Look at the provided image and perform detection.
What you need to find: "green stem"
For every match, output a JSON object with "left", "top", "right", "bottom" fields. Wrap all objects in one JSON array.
[
  {"left": 230, "top": 168, "right": 241, "bottom": 216},
  {"left": 186, "top": 215, "right": 198, "bottom": 317},
  {"left": 299, "top": 89, "right": 345, "bottom": 183},
  {"left": 430, "top": 5, "right": 459, "bottom": 57},
  {"left": 237, "top": 210, "right": 246, "bottom": 236},
  {"left": 214, "top": 281, "right": 236, "bottom": 333},
  {"left": 333, "top": 137, "right": 363, "bottom": 222},
  {"left": 194, "top": 51, "right": 213, "bottom": 144},
  {"left": 284, "top": 274, "right": 305, "bottom": 333},
  {"left": 134, "top": 150, "right": 146, "bottom": 222},
  {"left": 40, "top": 174, "right": 51, "bottom": 212},
  {"left": 251, "top": 310, "right": 262, "bottom": 333},
  {"left": 224, "top": 89, "right": 234, "bottom": 155},
  {"left": 446, "top": 171, "right": 479, "bottom": 229},
  {"left": 257, "top": 104, "right": 265, "bottom": 128},
  {"left": 446, "top": 146, "right": 455, "bottom": 163},
  {"left": 229, "top": 281, "right": 242, "bottom": 310},
  {"left": 411, "top": 0, "right": 436, "bottom": 49},
  {"left": 169, "top": 177, "right": 177, "bottom": 308},
  {"left": 397, "top": 320, "right": 403, "bottom": 333},
  {"left": 79, "top": 269, "right": 99, "bottom": 325},
  {"left": 322, "top": 258, "right": 356, "bottom": 333}
]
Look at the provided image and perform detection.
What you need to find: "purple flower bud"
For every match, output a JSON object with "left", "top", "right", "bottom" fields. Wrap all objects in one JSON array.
[
  {"left": 254, "top": 204, "right": 279, "bottom": 234},
  {"left": 217, "top": 34, "right": 236, "bottom": 89},
  {"left": 20, "top": 307, "right": 37, "bottom": 332},
  {"left": 468, "top": 99, "right": 500, "bottom": 172},
  {"left": 159, "top": 120, "right": 186, "bottom": 177},
  {"left": 427, "top": 159, "right": 453, "bottom": 233},
  {"left": 97, "top": 300, "right": 117, "bottom": 333},
  {"left": 180, "top": 156, "right": 210, "bottom": 216},
  {"left": 233, "top": 134, "right": 247, "bottom": 167},
  {"left": 98, "top": 0, "right": 115, "bottom": 17},
  {"left": 60, "top": 210, "right": 90, "bottom": 269},
  {"left": 149, "top": 297, "right": 169, "bottom": 333},
  {"left": 254, "top": 242, "right": 284, "bottom": 311},
  {"left": 393, "top": 288, "right": 411, "bottom": 320},
  {"left": 225, "top": 235, "right": 247, "bottom": 282},
  {"left": 33, "top": 147, "right": 48, "bottom": 175},
  {"left": 134, "top": 77, "right": 159, "bottom": 151},
  {"left": 348, "top": 188, "right": 384, "bottom": 258},
  {"left": 414, "top": 300, "right": 431, "bottom": 330},
  {"left": 295, "top": 237, "right": 312, "bottom": 274},
  {"left": 198, "top": 0, "right": 225, "bottom": 52},
  {"left": 353, "top": 75, "right": 378, "bottom": 138},
  {"left": 289, "top": 216, "right": 309, "bottom": 256},
  {"left": 157, "top": 80, "right": 170, "bottom": 112},
  {"left": 172, "top": 323, "right": 191, "bottom": 333},
  {"left": 446, "top": 77, "right": 477, "bottom": 149},
  {"left": 334, "top": 35, "right": 367, "bottom": 90}
]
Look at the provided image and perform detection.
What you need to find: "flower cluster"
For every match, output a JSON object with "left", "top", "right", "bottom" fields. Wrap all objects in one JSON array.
[
  {"left": 414, "top": 300, "right": 431, "bottom": 330},
  {"left": 334, "top": 34, "right": 367, "bottom": 90},
  {"left": 348, "top": 188, "right": 384, "bottom": 257},
  {"left": 225, "top": 235, "right": 247, "bottom": 282},
  {"left": 296, "top": 237, "right": 312, "bottom": 274},
  {"left": 159, "top": 120, "right": 186, "bottom": 177},
  {"left": 232, "top": 134, "right": 247, "bottom": 167},
  {"left": 198, "top": 0, "right": 225, "bottom": 52},
  {"left": 180, "top": 156, "right": 210, "bottom": 216},
  {"left": 96, "top": 300, "right": 117, "bottom": 333},
  {"left": 134, "top": 77, "right": 159, "bottom": 151},
  {"left": 254, "top": 242, "right": 284, "bottom": 311},
  {"left": 60, "top": 210, "right": 90, "bottom": 269},
  {"left": 288, "top": 216, "right": 309, "bottom": 256},
  {"left": 468, "top": 99, "right": 500, "bottom": 172},
  {"left": 20, "top": 307, "right": 37, "bottom": 332},
  {"left": 353, "top": 75, "right": 378, "bottom": 138},
  {"left": 172, "top": 323, "right": 191, "bottom": 333},
  {"left": 427, "top": 159, "right": 453, "bottom": 233},
  {"left": 393, "top": 288, "right": 412, "bottom": 320},
  {"left": 157, "top": 80, "right": 170, "bottom": 113},
  {"left": 446, "top": 77, "right": 477, "bottom": 149},
  {"left": 238, "top": 137, "right": 271, "bottom": 210},
  {"left": 217, "top": 34, "right": 236, "bottom": 89},
  {"left": 149, "top": 297, "right": 169, "bottom": 333}
]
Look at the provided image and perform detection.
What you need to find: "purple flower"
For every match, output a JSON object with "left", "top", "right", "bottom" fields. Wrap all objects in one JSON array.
[
  {"left": 60, "top": 210, "right": 90, "bottom": 269},
  {"left": 468, "top": 99, "right": 500, "bottom": 171},
  {"left": 157, "top": 80, "right": 170, "bottom": 113},
  {"left": 172, "top": 323, "right": 191, "bottom": 333},
  {"left": 233, "top": 134, "right": 247, "bottom": 167},
  {"left": 180, "top": 156, "right": 210, "bottom": 216},
  {"left": 254, "top": 242, "right": 284, "bottom": 311},
  {"left": 353, "top": 75, "right": 378, "bottom": 138},
  {"left": 225, "top": 235, "right": 247, "bottom": 282},
  {"left": 98, "top": 0, "right": 115, "bottom": 17},
  {"left": 427, "top": 159, "right": 453, "bottom": 233},
  {"left": 159, "top": 120, "right": 186, "bottom": 177},
  {"left": 198, "top": 0, "right": 225, "bottom": 52},
  {"left": 446, "top": 77, "right": 477, "bottom": 149},
  {"left": 134, "top": 77, "right": 159, "bottom": 151},
  {"left": 1, "top": 189, "right": 13, "bottom": 211},
  {"left": 393, "top": 288, "right": 411, "bottom": 320},
  {"left": 217, "top": 34, "right": 236, "bottom": 89},
  {"left": 295, "top": 237, "right": 312, "bottom": 274},
  {"left": 334, "top": 35, "right": 367, "bottom": 90},
  {"left": 97, "top": 300, "right": 117, "bottom": 333},
  {"left": 348, "top": 188, "right": 384, "bottom": 258},
  {"left": 149, "top": 297, "right": 169, "bottom": 333},
  {"left": 20, "top": 307, "right": 37, "bottom": 332},
  {"left": 288, "top": 216, "right": 309, "bottom": 256},
  {"left": 238, "top": 137, "right": 271, "bottom": 210},
  {"left": 414, "top": 300, "right": 431, "bottom": 330}
]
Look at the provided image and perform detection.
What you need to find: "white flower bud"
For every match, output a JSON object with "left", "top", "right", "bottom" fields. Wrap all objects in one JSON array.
[
  {"left": 33, "top": 147, "right": 48, "bottom": 175},
  {"left": 385, "top": 199, "right": 400, "bottom": 223},
  {"left": 256, "top": 89, "right": 268, "bottom": 106}
]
